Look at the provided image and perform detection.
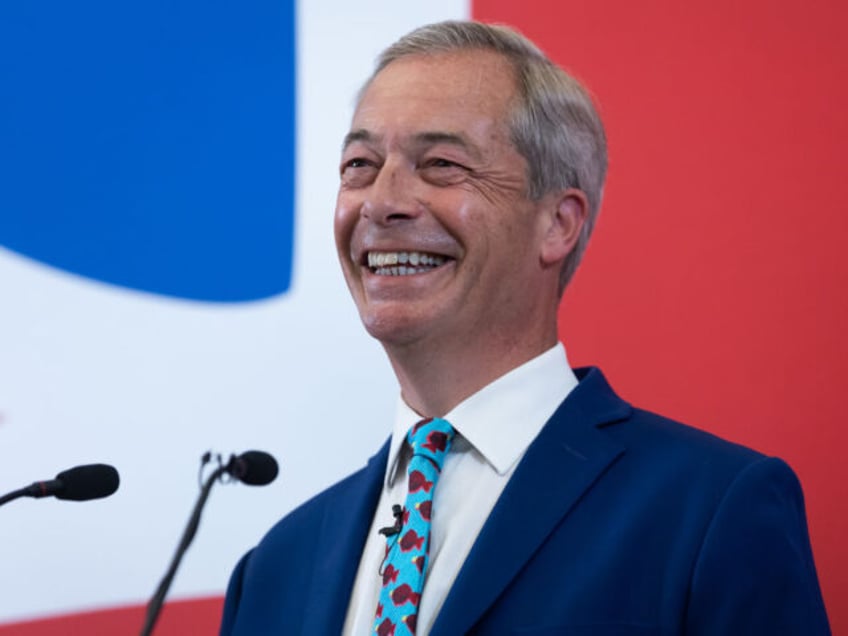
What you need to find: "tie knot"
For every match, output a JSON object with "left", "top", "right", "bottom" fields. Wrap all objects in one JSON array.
[{"left": 407, "top": 417, "right": 455, "bottom": 470}]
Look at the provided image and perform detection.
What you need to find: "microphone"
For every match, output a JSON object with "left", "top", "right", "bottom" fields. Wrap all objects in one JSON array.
[
  {"left": 0, "top": 464, "right": 120, "bottom": 507},
  {"left": 379, "top": 504, "right": 404, "bottom": 537},
  {"left": 224, "top": 450, "right": 278, "bottom": 486},
  {"left": 140, "top": 450, "right": 278, "bottom": 636}
]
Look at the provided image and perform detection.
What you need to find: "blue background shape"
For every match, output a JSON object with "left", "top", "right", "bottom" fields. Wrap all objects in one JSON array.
[{"left": 0, "top": 1, "right": 295, "bottom": 302}]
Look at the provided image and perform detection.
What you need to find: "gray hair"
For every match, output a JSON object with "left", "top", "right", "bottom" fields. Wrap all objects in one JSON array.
[{"left": 362, "top": 20, "right": 608, "bottom": 292}]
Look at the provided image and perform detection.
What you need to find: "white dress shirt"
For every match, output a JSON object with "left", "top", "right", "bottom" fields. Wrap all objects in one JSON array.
[{"left": 343, "top": 343, "right": 579, "bottom": 635}]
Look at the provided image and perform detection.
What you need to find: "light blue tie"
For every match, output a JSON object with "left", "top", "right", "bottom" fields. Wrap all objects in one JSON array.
[{"left": 373, "top": 417, "right": 455, "bottom": 636}]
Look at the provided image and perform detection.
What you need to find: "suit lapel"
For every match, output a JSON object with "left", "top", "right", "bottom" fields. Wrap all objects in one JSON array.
[
  {"left": 301, "top": 440, "right": 389, "bottom": 634},
  {"left": 431, "top": 368, "right": 631, "bottom": 635}
]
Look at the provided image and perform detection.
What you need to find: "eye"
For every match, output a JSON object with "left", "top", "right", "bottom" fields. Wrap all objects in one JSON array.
[
  {"left": 424, "top": 157, "right": 462, "bottom": 169},
  {"left": 340, "top": 156, "right": 379, "bottom": 187},
  {"left": 341, "top": 157, "right": 371, "bottom": 171},
  {"left": 420, "top": 157, "right": 469, "bottom": 185}
]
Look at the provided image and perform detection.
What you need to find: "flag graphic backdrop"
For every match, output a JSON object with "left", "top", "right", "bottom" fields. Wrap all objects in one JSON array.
[{"left": 0, "top": 1, "right": 845, "bottom": 634}]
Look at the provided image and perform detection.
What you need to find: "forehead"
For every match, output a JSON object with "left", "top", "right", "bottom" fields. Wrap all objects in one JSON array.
[{"left": 351, "top": 49, "right": 519, "bottom": 144}]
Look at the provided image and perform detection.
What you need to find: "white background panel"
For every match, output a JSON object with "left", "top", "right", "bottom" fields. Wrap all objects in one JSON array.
[{"left": 0, "top": 0, "right": 468, "bottom": 623}]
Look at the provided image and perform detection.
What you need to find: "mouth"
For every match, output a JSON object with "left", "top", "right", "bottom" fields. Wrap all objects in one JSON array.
[{"left": 365, "top": 250, "right": 451, "bottom": 276}]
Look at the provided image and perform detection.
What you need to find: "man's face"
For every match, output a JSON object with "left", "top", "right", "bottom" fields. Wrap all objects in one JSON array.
[{"left": 334, "top": 50, "right": 555, "bottom": 351}]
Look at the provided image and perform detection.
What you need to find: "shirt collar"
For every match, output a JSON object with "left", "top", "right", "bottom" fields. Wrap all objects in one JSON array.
[{"left": 384, "top": 342, "right": 578, "bottom": 487}]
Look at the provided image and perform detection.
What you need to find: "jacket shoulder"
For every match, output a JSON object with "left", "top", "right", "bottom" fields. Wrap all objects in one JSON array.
[{"left": 220, "top": 442, "right": 388, "bottom": 635}]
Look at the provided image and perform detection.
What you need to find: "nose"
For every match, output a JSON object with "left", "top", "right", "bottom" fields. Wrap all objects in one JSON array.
[{"left": 361, "top": 158, "right": 421, "bottom": 225}]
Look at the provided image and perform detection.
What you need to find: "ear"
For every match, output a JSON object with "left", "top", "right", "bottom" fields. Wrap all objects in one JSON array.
[{"left": 539, "top": 188, "right": 588, "bottom": 267}]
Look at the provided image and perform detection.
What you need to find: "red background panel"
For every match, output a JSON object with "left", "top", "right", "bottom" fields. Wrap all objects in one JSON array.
[
  {"left": 475, "top": 0, "right": 847, "bottom": 633},
  {"left": 0, "top": 598, "right": 222, "bottom": 636}
]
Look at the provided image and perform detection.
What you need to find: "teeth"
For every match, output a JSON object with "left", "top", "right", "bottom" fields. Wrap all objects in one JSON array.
[
  {"left": 367, "top": 251, "right": 448, "bottom": 275},
  {"left": 373, "top": 253, "right": 397, "bottom": 267}
]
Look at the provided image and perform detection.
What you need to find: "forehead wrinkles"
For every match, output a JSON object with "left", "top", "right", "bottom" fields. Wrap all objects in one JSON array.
[
  {"left": 360, "top": 51, "right": 515, "bottom": 116},
  {"left": 360, "top": 48, "right": 519, "bottom": 109}
]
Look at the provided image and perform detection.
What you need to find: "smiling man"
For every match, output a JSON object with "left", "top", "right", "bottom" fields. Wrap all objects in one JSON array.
[
  {"left": 220, "top": 21, "right": 829, "bottom": 635},
  {"left": 334, "top": 45, "right": 586, "bottom": 418}
]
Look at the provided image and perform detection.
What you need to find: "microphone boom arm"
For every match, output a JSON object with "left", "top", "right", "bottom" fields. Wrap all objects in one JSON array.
[
  {"left": 0, "top": 487, "right": 30, "bottom": 507},
  {"left": 139, "top": 451, "right": 277, "bottom": 636},
  {"left": 140, "top": 462, "right": 226, "bottom": 636}
]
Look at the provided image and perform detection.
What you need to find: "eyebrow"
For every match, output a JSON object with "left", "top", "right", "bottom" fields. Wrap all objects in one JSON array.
[
  {"left": 342, "top": 129, "right": 482, "bottom": 159},
  {"left": 413, "top": 131, "right": 482, "bottom": 160},
  {"left": 341, "top": 128, "right": 375, "bottom": 152}
]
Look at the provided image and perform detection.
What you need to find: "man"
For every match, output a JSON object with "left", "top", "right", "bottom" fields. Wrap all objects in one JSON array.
[{"left": 220, "top": 21, "right": 830, "bottom": 635}]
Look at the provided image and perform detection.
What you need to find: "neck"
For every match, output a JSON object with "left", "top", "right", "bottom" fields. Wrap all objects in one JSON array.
[{"left": 384, "top": 325, "right": 559, "bottom": 418}]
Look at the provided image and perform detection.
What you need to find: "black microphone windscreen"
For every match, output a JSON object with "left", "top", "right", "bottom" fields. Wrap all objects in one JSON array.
[
  {"left": 234, "top": 451, "right": 278, "bottom": 486},
  {"left": 54, "top": 464, "right": 120, "bottom": 501}
]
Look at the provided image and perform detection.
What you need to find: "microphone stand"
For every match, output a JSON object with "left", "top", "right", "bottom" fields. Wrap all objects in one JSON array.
[
  {"left": 0, "top": 487, "right": 32, "bottom": 507},
  {"left": 140, "top": 458, "right": 228, "bottom": 636}
]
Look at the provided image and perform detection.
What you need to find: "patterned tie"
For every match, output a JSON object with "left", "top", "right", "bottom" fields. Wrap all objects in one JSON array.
[{"left": 373, "top": 417, "right": 455, "bottom": 636}]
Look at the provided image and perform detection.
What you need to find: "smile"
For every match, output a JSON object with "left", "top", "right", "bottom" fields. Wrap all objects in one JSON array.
[{"left": 366, "top": 251, "right": 448, "bottom": 276}]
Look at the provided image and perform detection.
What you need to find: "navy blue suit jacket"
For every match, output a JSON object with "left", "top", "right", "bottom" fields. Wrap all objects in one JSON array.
[{"left": 220, "top": 368, "right": 830, "bottom": 634}]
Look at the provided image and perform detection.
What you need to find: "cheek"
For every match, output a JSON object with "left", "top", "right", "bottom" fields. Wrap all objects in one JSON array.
[
  {"left": 452, "top": 197, "right": 520, "bottom": 255},
  {"left": 333, "top": 196, "right": 358, "bottom": 255}
]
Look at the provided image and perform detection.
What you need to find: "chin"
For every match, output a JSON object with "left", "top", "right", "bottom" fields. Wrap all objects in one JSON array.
[{"left": 359, "top": 309, "right": 432, "bottom": 348}]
